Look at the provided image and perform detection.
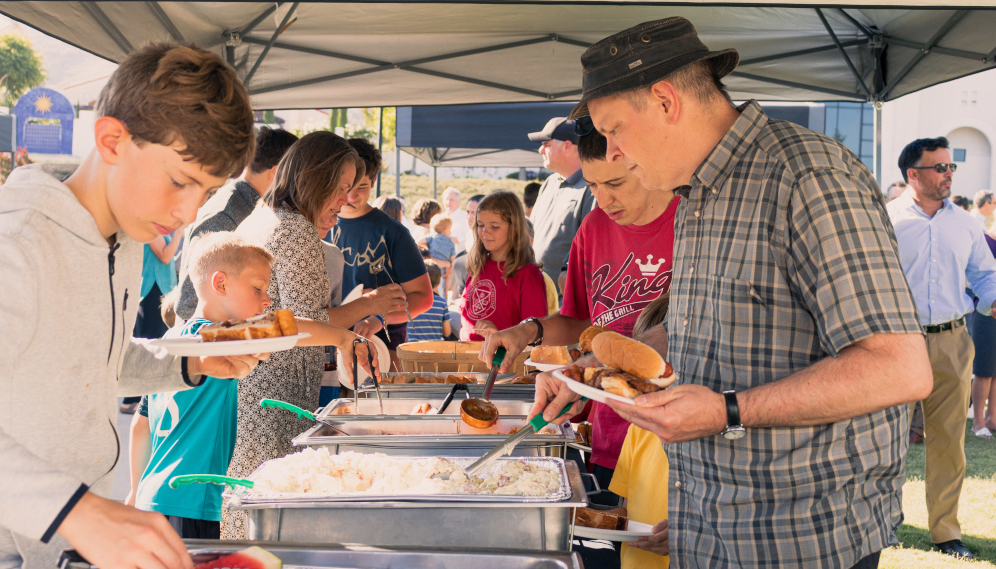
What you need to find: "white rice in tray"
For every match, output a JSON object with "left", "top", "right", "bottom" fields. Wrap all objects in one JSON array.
[{"left": 250, "top": 448, "right": 562, "bottom": 496}]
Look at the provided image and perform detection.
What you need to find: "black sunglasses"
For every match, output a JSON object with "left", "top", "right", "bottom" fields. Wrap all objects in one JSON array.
[
  {"left": 912, "top": 163, "right": 958, "bottom": 174},
  {"left": 574, "top": 115, "right": 596, "bottom": 137}
]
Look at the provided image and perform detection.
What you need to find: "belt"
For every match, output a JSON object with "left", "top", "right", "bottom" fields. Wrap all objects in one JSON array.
[{"left": 924, "top": 316, "right": 966, "bottom": 334}]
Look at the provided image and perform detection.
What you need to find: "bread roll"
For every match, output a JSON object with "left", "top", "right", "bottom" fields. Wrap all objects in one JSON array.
[
  {"left": 530, "top": 345, "right": 573, "bottom": 365},
  {"left": 591, "top": 331, "right": 666, "bottom": 379},
  {"left": 579, "top": 326, "right": 612, "bottom": 352},
  {"left": 275, "top": 309, "right": 298, "bottom": 336},
  {"left": 201, "top": 312, "right": 283, "bottom": 341},
  {"left": 574, "top": 507, "right": 628, "bottom": 530}
]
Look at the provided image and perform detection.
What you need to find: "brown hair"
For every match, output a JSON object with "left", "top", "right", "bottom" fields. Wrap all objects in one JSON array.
[
  {"left": 622, "top": 59, "right": 732, "bottom": 109},
  {"left": 188, "top": 232, "right": 274, "bottom": 292},
  {"left": 431, "top": 213, "right": 453, "bottom": 233},
  {"left": 412, "top": 198, "right": 443, "bottom": 226},
  {"left": 348, "top": 138, "right": 382, "bottom": 182},
  {"left": 264, "top": 131, "right": 363, "bottom": 226},
  {"left": 424, "top": 261, "right": 442, "bottom": 290},
  {"left": 468, "top": 190, "right": 535, "bottom": 282},
  {"left": 373, "top": 195, "right": 405, "bottom": 223},
  {"left": 96, "top": 42, "right": 255, "bottom": 178}
]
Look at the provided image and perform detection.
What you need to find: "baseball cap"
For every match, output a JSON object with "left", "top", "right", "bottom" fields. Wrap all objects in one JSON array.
[{"left": 528, "top": 117, "right": 580, "bottom": 144}]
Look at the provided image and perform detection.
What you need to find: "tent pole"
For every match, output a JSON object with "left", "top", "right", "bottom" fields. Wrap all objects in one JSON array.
[
  {"left": 395, "top": 145, "right": 401, "bottom": 197},
  {"left": 376, "top": 107, "right": 383, "bottom": 198},
  {"left": 433, "top": 166, "right": 438, "bottom": 199},
  {"left": 874, "top": 102, "right": 883, "bottom": 188}
]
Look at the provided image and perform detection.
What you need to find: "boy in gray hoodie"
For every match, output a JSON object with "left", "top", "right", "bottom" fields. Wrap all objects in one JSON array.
[{"left": 0, "top": 43, "right": 260, "bottom": 569}]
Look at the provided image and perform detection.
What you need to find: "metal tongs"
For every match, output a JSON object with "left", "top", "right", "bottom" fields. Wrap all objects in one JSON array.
[
  {"left": 353, "top": 336, "right": 384, "bottom": 414},
  {"left": 371, "top": 262, "right": 414, "bottom": 327}
]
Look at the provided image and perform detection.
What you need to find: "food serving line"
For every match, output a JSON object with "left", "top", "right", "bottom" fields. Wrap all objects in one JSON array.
[{"left": 135, "top": 341, "right": 596, "bottom": 568}]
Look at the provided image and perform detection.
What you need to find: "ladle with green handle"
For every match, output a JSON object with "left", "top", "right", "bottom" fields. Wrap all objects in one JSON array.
[
  {"left": 260, "top": 398, "right": 350, "bottom": 436},
  {"left": 169, "top": 474, "right": 254, "bottom": 490}
]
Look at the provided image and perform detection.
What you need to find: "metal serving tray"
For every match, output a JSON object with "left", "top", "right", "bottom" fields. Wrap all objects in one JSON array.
[
  {"left": 224, "top": 460, "right": 587, "bottom": 551},
  {"left": 356, "top": 372, "right": 536, "bottom": 400},
  {"left": 292, "top": 416, "right": 573, "bottom": 459},
  {"left": 320, "top": 397, "right": 535, "bottom": 418},
  {"left": 60, "top": 541, "right": 583, "bottom": 569}
]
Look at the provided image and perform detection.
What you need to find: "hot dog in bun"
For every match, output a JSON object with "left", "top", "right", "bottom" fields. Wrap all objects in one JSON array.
[{"left": 563, "top": 331, "right": 675, "bottom": 399}]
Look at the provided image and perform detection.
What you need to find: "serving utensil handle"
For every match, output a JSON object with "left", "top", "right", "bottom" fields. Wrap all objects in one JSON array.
[
  {"left": 169, "top": 474, "right": 254, "bottom": 489},
  {"left": 260, "top": 398, "right": 316, "bottom": 421}
]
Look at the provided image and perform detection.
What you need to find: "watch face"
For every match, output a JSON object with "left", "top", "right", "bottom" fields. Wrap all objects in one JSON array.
[{"left": 723, "top": 427, "right": 746, "bottom": 440}]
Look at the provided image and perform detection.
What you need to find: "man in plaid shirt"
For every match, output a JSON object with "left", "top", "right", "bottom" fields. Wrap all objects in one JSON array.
[{"left": 528, "top": 17, "right": 933, "bottom": 569}]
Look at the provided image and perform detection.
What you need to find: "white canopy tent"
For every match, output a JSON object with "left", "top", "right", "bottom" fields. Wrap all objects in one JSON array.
[{"left": 3, "top": 1, "right": 996, "bottom": 180}]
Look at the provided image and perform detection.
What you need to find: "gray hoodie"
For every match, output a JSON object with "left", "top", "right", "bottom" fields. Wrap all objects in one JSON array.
[{"left": 0, "top": 164, "right": 198, "bottom": 569}]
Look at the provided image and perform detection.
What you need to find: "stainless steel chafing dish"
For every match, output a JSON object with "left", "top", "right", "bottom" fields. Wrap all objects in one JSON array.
[
  {"left": 355, "top": 372, "right": 536, "bottom": 400},
  {"left": 223, "top": 458, "right": 587, "bottom": 551},
  {"left": 321, "top": 397, "right": 536, "bottom": 418},
  {"left": 60, "top": 541, "right": 584, "bottom": 569},
  {"left": 292, "top": 415, "right": 574, "bottom": 459}
]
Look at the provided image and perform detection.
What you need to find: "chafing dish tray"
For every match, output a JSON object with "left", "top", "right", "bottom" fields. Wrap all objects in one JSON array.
[
  {"left": 356, "top": 372, "right": 536, "bottom": 399},
  {"left": 60, "top": 540, "right": 584, "bottom": 569},
  {"left": 223, "top": 458, "right": 586, "bottom": 551},
  {"left": 320, "top": 397, "right": 535, "bottom": 418},
  {"left": 291, "top": 417, "right": 573, "bottom": 459}
]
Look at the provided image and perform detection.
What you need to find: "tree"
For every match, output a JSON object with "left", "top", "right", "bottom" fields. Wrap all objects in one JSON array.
[{"left": 0, "top": 32, "right": 46, "bottom": 109}]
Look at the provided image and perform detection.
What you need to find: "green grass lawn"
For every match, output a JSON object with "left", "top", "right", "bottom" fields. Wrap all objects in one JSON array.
[{"left": 880, "top": 420, "right": 996, "bottom": 568}]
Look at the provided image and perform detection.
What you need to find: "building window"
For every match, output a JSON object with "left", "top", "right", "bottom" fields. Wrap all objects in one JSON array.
[{"left": 953, "top": 148, "right": 967, "bottom": 162}]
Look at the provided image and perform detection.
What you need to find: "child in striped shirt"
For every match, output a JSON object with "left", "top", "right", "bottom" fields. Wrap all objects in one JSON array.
[{"left": 407, "top": 262, "right": 451, "bottom": 341}]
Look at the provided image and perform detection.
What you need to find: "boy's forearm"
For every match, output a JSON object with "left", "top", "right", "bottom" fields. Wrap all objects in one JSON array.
[
  {"left": 295, "top": 319, "right": 357, "bottom": 349},
  {"left": 326, "top": 299, "right": 373, "bottom": 328},
  {"left": 127, "top": 414, "right": 151, "bottom": 500}
]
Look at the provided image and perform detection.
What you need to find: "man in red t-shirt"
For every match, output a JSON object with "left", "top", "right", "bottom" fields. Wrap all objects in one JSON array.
[{"left": 479, "top": 128, "right": 677, "bottom": 504}]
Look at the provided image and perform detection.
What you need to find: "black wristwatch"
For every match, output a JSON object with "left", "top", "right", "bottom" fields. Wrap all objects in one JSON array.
[
  {"left": 520, "top": 317, "right": 544, "bottom": 347},
  {"left": 721, "top": 390, "right": 746, "bottom": 440}
]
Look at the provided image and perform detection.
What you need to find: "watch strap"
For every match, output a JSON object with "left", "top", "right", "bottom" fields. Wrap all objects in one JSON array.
[
  {"left": 723, "top": 391, "right": 741, "bottom": 428},
  {"left": 522, "top": 317, "right": 544, "bottom": 347}
]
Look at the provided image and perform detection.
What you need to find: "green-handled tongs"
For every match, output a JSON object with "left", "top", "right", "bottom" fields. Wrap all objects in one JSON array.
[
  {"left": 169, "top": 474, "right": 254, "bottom": 490},
  {"left": 260, "top": 398, "right": 350, "bottom": 436}
]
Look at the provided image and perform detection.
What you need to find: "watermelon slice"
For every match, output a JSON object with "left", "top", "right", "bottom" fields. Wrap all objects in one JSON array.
[{"left": 194, "top": 546, "right": 282, "bottom": 569}]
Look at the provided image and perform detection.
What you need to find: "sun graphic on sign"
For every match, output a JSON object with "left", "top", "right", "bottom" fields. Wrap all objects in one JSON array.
[{"left": 33, "top": 95, "right": 53, "bottom": 114}]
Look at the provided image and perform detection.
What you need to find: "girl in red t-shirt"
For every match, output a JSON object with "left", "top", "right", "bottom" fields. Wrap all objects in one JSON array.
[{"left": 460, "top": 191, "right": 549, "bottom": 340}]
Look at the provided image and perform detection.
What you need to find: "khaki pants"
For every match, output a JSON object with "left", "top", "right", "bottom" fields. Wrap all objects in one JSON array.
[{"left": 917, "top": 325, "right": 973, "bottom": 543}]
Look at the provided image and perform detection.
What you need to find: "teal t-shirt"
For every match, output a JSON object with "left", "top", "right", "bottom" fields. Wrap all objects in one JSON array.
[{"left": 135, "top": 318, "right": 237, "bottom": 521}]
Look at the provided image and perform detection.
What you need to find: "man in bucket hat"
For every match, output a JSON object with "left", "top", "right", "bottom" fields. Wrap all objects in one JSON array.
[{"left": 526, "top": 17, "right": 932, "bottom": 569}]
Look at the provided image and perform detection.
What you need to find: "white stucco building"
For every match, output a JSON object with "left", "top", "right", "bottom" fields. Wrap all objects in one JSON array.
[{"left": 881, "top": 70, "right": 996, "bottom": 199}]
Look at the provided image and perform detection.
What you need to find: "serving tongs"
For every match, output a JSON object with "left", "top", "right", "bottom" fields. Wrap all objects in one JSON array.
[
  {"left": 435, "top": 382, "right": 469, "bottom": 414},
  {"left": 371, "top": 262, "right": 414, "bottom": 327},
  {"left": 260, "top": 398, "right": 350, "bottom": 436},
  {"left": 353, "top": 336, "right": 384, "bottom": 414}
]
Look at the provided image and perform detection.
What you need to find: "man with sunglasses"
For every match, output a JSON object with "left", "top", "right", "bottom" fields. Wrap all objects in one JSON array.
[{"left": 886, "top": 136, "right": 996, "bottom": 559}]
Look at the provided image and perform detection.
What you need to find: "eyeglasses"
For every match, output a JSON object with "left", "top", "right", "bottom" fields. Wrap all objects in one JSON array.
[
  {"left": 574, "top": 115, "right": 596, "bottom": 137},
  {"left": 912, "top": 163, "right": 958, "bottom": 174}
]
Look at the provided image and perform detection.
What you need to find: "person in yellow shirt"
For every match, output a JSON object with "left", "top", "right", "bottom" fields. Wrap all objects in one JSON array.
[{"left": 608, "top": 424, "right": 670, "bottom": 569}]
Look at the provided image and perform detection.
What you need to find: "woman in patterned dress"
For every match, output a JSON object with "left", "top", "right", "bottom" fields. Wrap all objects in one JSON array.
[{"left": 225, "top": 132, "right": 374, "bottom": 539}]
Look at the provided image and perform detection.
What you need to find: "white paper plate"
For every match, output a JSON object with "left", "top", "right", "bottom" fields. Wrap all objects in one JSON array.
[
  {"left": 573, "top": 520, "right": 654, "bottom": 542},
  {"left": 551, "top": 369, "right": 636, "bottom": 406},
  {"left": 524, "top": 358, "right": 568, "bottom": 372},
  {"left": 150, "top": 333, "right": 310, "bottom": 357},
  {"left": 337, "top": 334, "right": 392, "bottom": 388}
]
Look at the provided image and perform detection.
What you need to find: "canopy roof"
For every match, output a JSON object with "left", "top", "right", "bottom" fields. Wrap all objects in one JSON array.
[{"left": 2, "top": 2, "right": 996, "bottom": 109}]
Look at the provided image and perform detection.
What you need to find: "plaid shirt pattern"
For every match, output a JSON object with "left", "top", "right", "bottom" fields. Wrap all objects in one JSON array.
[{"left": 666, "top": 101, "right": 922, "bottom": 568}]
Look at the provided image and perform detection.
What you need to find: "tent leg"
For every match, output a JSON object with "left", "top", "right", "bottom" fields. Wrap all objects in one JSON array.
[
  {"left": 395, "top": 145, "right": 401, "bottom": 197},
  {"left": 433, "top": 166, "right": 438, "bottom": 199},
  {"left": 874, "top": 102, "right": 883, "bottom": 189},
  {"left": 376, "top": 107, "right": 383, "bottom": 197}
]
